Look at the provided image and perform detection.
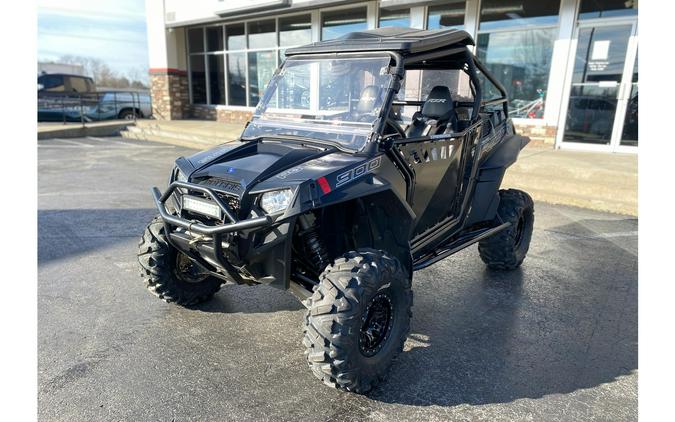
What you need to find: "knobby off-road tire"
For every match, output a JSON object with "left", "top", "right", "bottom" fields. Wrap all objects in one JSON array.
[
  {"left": 303, "top": 249, "right": 412, "bottom": 394},
  {"left": 478, "top": 189, "right": 534, "bottom": 270},
  {"left": 138, "top": 216, "right": 222, "bottom": 306}
]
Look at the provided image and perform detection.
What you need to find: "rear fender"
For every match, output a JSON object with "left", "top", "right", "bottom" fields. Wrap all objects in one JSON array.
[{"left": 464, "top": 134, "right": 529, "bottom": 226}]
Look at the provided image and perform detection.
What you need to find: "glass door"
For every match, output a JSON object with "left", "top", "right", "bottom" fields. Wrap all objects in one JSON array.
[
  {"left": 618, "top": 52, "right": 638, "bottom": 148},
  {"left": 558, "top": 21, "right": 638, "bottom": 151}
]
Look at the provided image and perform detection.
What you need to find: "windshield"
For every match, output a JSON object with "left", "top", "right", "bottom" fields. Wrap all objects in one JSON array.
[{"left": 242, "top": 55, "right": 395, "bottom": 151}]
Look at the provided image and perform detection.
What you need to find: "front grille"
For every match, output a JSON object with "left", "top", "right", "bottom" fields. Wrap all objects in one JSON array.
[
  {"left": 215, "top": 192, "right": 240, "bottom": 215},
  {"left": 195, "top": 177, "right": 242, "bottom": 220}
]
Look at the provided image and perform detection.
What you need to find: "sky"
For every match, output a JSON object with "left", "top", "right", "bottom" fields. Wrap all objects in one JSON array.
[{"left": 37, "top": 0, "right": 149, "bottom": 79}]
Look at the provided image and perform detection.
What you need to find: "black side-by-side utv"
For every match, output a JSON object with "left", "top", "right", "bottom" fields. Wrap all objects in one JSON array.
[{"left": 138, "top": 27, "right": 534, "bottom": 394}]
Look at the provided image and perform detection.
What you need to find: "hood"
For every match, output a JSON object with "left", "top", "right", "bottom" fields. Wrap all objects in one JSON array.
[{"left": 183, "top": 140, "right": 363, "bottom": 196}]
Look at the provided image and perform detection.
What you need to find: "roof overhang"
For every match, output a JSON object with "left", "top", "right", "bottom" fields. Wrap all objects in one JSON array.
[{"left": 214, "top": 0, "right": 290, "bottom": 18}]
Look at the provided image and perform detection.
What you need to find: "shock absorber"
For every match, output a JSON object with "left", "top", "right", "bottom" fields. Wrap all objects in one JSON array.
[{"left": 298, "top": 214, "right": 329, "bottom": 274}]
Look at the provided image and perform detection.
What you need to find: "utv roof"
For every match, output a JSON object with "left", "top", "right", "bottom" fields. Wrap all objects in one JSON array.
[{"left": 284, "top": 27, "right": 474, "bottom": 58}]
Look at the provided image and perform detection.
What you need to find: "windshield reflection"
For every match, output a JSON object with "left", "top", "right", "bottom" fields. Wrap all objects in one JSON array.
[{"left": 243, "top": 55, "right": 394, "bottom": 150}]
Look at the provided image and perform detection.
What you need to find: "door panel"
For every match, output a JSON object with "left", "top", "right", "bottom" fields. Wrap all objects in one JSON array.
[
  {"left": 564, "top": 84, "right": 619, "bottom": 144},
  {"left": 396, "top": 128, "right": 475, "bottom": 238},
  {"left": 620, "top": 84, "right": 638, "bottom": 146},
  {"left": 620, "top": 53, "right": 638, "bottom": 147},
  {"left": 561, "top": 23, "right": 635, "bottom": 149}
]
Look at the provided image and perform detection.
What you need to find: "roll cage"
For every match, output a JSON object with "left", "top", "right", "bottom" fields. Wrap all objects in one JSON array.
[{"left": 282, "top": 27, "right": 510, "bottom": 151}]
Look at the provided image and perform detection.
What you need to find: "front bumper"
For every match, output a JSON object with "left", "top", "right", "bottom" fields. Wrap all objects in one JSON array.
[
  {"left": 152, "top": 181, "right": 292, "bottom": 287},
  {"left": 152, "top": 181, "right": 275, "bottom": 235}
]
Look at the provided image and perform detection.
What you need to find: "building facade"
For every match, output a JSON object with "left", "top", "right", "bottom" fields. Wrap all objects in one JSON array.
[{"left": 145, "top": 0, "right": 638, "bottom": 152}]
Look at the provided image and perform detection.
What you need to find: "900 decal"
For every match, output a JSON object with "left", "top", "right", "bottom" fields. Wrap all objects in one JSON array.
[{"left": 335, "top": 157, "right": 382, "bottom": 188}]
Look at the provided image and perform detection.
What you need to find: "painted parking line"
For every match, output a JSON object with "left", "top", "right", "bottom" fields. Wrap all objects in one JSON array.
[
  {"left": 85, "top": 136, "right": 142, "bottom": 147},
  {"left": 546, "top": 229, "right": 638, "bottom": 240},
  {"left": 52, "top": 138, "right": 94, "bottom": 147},
  {"left": 38, "top": 140, "right": 173, "bottom": 149},
  {"left": 39, "top": 190, "right": 146, "bottom": 196}
]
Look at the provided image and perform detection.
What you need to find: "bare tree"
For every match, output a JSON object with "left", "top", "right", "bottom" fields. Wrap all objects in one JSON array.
[{"left": 48, "top": 55, "right": 148, "bottom": 89}]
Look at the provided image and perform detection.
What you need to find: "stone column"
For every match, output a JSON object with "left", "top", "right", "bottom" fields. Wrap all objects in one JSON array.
[{"left": 149, "top": 68, "right": 188, "bottom": 120}]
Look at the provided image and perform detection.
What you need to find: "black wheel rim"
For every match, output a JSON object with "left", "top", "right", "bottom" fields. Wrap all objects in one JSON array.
[
  {"left": 359, "top": 292, "right": 394, "bottom": 357},
  {"left": 174, "top": 252, "right": 209, "bottom": 284}
]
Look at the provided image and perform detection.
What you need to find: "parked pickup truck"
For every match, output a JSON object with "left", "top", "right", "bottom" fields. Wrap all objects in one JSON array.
[{"left": 38, "top": 90, "right": 152, "bottom": 122}]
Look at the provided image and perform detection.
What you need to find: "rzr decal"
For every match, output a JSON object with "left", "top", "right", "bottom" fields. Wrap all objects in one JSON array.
[
  {"left": 276, "top": 167, "right": 304, "bottom": 179},
  {"left": 335, "top": 157, "right": 382, "bottom": 188}
]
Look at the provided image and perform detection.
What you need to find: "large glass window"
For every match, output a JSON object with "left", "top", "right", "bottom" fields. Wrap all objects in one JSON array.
[
  {"left": 188, "top": 28, "right": 204, "bottom": 53},
  {"left": 194, "top": 9, "right": 388, "bottom": 108},
  {"left": 476, "top": 0, "right": 559, "bottom": 119},
  {"left": 477, "top": 28, "right": 556, "bottom": 118},
  {"left": 427, "top": 2, "right": 466, "bottom": 30},
  {"left": 206, "top": 26, "right": 223, "bottom": 52},
  {"left": 379, "top": 8, "right": 410, "bottom": 28},
  {"left": 579, "top": 0, "right": 638, "bottom": 20},
  {"left": 479, "top": 0, "right": 560, "bottom": 30},
  {"left": 621, "top": 53, "right": 638, "bottom": 147},
  {"left": 190, "top": 55, "right": 207, "bottom": 104},
  {"left": 248, "top": 20, "right": 276, "bottom": 50},
  {"left": 397, "top": 68, "right": 473, "bottom": 122},
  {"left": 248, "top": 51, "right": 277, "bottom": 106},
  {"left": 226, "top": 23, "right": 246, "bottom": 50},
  {"left": 246, "top": 20, "right": 277, "bottom": 106},
  {"left": 321, "top": 7, "right": 367, "bottom": 40},
  {"left": 208, "top": 55, "right": 225, "bottom": 105},
  {"left": 227, "top": 53, "right": 247, "bottom": 106},
  {"left": 279, "top": 14, "right": 311, "bottom": 47}
]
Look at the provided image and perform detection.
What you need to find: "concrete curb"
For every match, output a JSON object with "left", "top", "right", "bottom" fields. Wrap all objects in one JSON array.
[{"left": 38, "top": 120, "right": 134, "bottom": 140}]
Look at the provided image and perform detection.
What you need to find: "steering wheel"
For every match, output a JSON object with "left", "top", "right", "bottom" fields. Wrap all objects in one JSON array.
[
  {"left": 355, "top": 114, "right": 406, "bottom": 139},
  {"left": 385, "top": 118, "right": 406, "bottom": 138}
]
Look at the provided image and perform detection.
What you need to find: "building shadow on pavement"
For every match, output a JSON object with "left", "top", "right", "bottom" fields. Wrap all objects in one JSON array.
[
  {"left": 367, "top": 217, "right": 638, "bottom": 407},
  {"left": 38, "top": 208, "right": 159, "bottom": 264}
]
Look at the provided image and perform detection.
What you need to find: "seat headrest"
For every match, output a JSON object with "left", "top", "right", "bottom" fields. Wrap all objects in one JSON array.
[
  {"left": 421, "top": 86, "right": 454, "bottom": 120},
  {"left": 356, "top": 85, "right": 381, "bottom": 114}
]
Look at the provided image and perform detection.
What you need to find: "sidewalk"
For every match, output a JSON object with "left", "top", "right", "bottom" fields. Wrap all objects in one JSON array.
[
  {"left": 120, "top": 120, "right": 243, "bottom": 149},
  {"left": 503, "top": 144, "right": 637, "bottom": 216},
  {"left": 119, "top": 120, "right": 637, "bottom": 216}
]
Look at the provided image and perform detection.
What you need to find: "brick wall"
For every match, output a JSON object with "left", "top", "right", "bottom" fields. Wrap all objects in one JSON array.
[
  {"left": 514, "top": 122, "right": 557, "bottom": 145},
  {"left": 149, "top": 68, "right": 189, "bottom": 120},
  {"left": 189, "top": 104, "right": 253, "bottom": 123}
]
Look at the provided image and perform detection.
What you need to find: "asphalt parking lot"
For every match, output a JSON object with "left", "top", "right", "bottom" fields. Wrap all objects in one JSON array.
[{"left": 38, "top": 136, "right": 637, "bottom": 421}]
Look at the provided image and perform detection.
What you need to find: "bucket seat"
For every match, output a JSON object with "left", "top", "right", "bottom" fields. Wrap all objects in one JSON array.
[{"left": 405, "top": 86, "right": 458, "bottom": 137}]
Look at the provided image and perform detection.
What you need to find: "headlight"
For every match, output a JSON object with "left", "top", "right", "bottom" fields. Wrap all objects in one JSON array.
[
  {"left": 176, "top": 169, "right": 187, "bottom": 182},
  {"left": 260, "top": 189, "right": 293, "bottom": 214}
]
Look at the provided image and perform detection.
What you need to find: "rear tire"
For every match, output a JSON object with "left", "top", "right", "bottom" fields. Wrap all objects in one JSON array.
[
  {"left": 119, "top": 109, "right": 138, "bottom": 120},
  {"left": 138, "top": 216, "right": 222, "bottom": 306},
  {"left": 303, "top": 249, "right": 412, "bottom": 394},
  {"left": 478, "top": 189, "right": 534, "bottom": 270}
]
